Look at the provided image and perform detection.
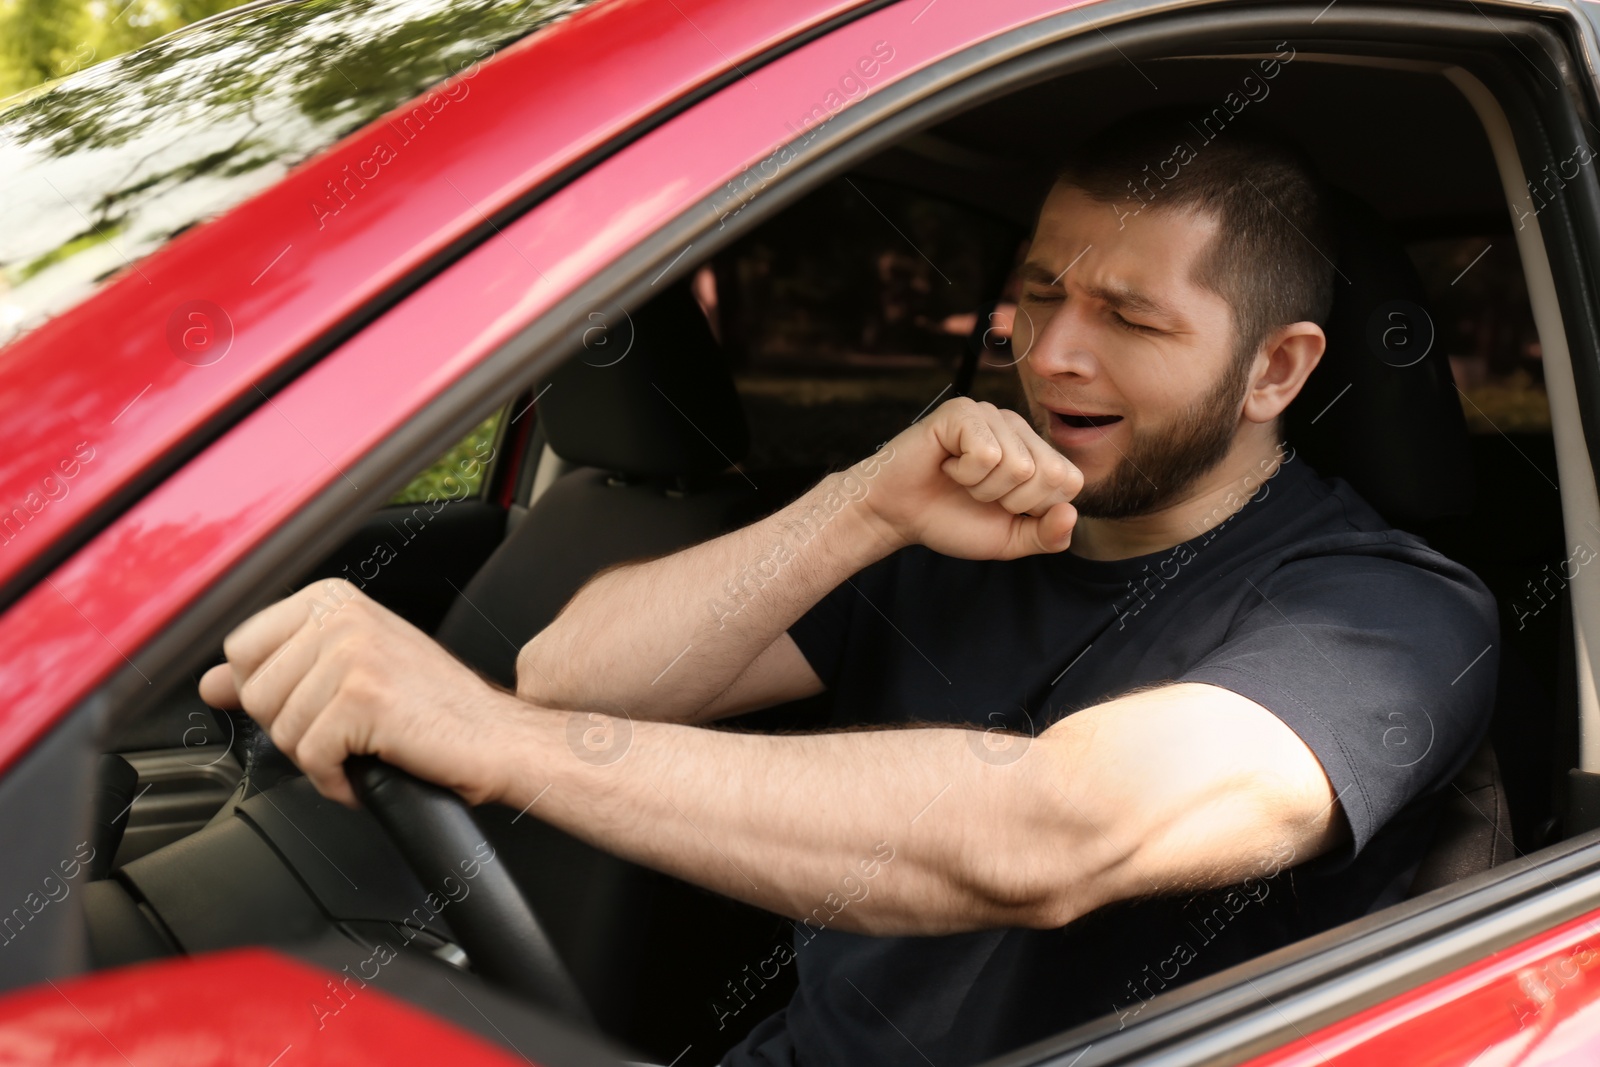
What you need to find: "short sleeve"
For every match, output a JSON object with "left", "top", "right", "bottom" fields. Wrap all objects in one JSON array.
[
  {"left": 787, "top": 552, "right": 902, "bottom": 687},
  {"left": 1177, "top": 547, "right": 1499, "bottom": 869}
]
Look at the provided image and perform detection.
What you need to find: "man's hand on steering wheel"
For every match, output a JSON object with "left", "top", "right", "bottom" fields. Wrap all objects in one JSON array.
[
  {"left": 198, "top": 578, "right": 530, "bottom": 808},
  {"left": 859, "top": 396, "right": 1083, "bottom": 560}
]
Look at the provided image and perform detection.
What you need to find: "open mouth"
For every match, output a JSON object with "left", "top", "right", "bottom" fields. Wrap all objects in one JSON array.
[{"left": 1053, "top": 412, "right": 1124, "bottom": 429}]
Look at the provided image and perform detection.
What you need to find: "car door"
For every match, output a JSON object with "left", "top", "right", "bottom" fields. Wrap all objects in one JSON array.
[{"left": 10, "top": 0, "right": 1600, "bottom": 1065}]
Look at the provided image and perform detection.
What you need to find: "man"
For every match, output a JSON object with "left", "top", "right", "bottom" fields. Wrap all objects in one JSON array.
[{"left": 200, "top": 115, "right": 1499, "bottom": 1066}]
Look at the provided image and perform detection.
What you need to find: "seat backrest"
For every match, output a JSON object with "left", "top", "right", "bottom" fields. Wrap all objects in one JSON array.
[
  {"left": 1284, "top": 188, "right": 1476, "bottom": 529},
  {"left": 1287, "top": 190, "right": 1512, "bottom": 894},
  {"left": 432, "top": 282, "right": 794, "bottom": 1045},
  {"left": 536, "top": 275, "right": 749, "bottom": 480},
  {"left": 1405, "top": 737, "right": 1514, "bottom": 896},
  {"left": 433, "top": 467, "right": 759, "bottom": 688},
  {"left": 434, "top": 281, "right": 762, "bottom": 687}
]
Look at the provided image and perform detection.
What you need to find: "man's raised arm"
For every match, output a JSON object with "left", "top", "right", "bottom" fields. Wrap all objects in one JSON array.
[
  {"left": 515, "top": 398, "right": 1083, "bottom": 723},
  {"left": 514, "top": 457, "right": 894, "bottom": 723}
]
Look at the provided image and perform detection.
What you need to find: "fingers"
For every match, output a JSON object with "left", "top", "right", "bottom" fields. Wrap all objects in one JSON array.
[
  {"left": 269, "top": 645, "right": 367, "bottom": 807},
  {"left": 262, "top": 634, "right": 344, "bottom": 755},
  {"left": 198, "top": 662, "right": 242, "bottom": 710},
  {"left": 294, "top": 712, "right": 362, "bottom": 809},
  {"left": 994, "top": 409, "right": 1081, "bottom": 517},
  {"left": 932, "top": 403, "right": 1008, "bottom": 489},
  {"left": 1000, "top": 501, "right": 1079, "bottom": 560},
  {"left": 203, "top": 576, "right": 370, "bottom": 750},
  {"left": 931, "top": 399, "right": 1080, "bottom": 513},
  {"left": 221, "top": 578, "right": 362, "bottom": 690},
  {"left": 961, "top": 411, "right": 1039, "bottom": 503},
  {"left": 235, "top": 617, "right": 323, "bottom": 718}
]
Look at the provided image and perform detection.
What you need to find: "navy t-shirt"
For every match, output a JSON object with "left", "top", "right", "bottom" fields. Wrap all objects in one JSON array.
[{"left": 722, "top": 450, "right": 1499, "bottom": 1067}]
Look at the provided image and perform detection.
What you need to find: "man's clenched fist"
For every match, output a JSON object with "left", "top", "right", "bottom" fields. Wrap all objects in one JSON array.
[{"left": 857, "top": 397, "right": 1082, "bottom": 560}]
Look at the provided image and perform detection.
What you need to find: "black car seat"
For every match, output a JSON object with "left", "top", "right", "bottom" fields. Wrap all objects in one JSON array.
[
  {"left": 1283, "top": 189, "right": 1515, "bottom": 896},
  {"left": 434, "top": 283, "right": 762, "bottom": 689},
  {"left": 432, "top": 282, "right": 804, "bottom": 1054}
]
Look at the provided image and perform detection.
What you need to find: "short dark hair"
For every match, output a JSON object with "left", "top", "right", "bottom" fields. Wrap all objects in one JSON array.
[{"left": 1053, "top": 110, "right": 1336, "bottom": 365}]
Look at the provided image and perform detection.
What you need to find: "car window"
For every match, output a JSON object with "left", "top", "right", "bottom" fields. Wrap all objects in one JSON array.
[
  {"left": 388, "top": 410, "right": 502, "bottom": 505},
  {"left": 710, "top": 175, "right": 1026, "bottom": 476},
  {"left": 0, "top": 0, "right": 595, "bottom": 347},
  {"left": 1409, "top": 235, "right": 1548, "bottom": 433}
]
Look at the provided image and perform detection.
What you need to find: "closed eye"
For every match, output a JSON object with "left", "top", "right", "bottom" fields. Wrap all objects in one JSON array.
[{"left": 1112, "top": 311, "right": 1158, "bottom": 333}]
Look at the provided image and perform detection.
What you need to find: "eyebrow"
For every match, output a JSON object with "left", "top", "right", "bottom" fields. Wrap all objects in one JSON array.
[
  {"left": 1017, "top": 260, "right": 1177, "bottom": 321},
  {"left": 1016, "top": 260, "right": 1066, "bottom": 288},
  {"left": 1083, "top": 282, "right": 1174, "bottom": 321}
]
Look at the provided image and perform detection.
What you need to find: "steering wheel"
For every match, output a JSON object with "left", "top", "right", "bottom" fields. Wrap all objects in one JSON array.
[{"left": 345, "top": 756, "right": 593, "bottom": 1023}]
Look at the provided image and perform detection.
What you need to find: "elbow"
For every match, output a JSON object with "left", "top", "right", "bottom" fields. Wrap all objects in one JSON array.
[
  {"left": 1027, "top": 886, "right": 1104, "bottom": 931},
  {"left": 514, "top": 635, "right": 561, "bottom": 705},
  {"left": 959, "top": 797, "right": 1124, "bottom": 930},
  {"left": 958, "top": 847, "right": 1104, "bottom": 932},
  {"left": 988, "top": 877, "right": 1092, "bottom": 932}
]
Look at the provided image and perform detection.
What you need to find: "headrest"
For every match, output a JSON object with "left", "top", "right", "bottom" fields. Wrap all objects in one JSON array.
[
  {"left": 1284, "top": 189, "right": 1474, "bottom": 527},
  {"left": 538, "top": 281, "right": 750, "bottom": 479}
]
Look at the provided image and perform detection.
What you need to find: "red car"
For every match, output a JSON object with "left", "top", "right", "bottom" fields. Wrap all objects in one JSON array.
[{"left": 3, "top": 0, "right": 1600, "bottom": 1063}]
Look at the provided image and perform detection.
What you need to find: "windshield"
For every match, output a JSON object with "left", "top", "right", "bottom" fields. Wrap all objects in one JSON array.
[{"left": 0, "top": 0, "right": 594, "bottom": 348}]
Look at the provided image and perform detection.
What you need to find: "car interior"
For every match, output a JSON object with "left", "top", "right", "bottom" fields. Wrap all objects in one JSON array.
[{"left": 77, "top": 45, "right": 1575, "bottom": 1067}]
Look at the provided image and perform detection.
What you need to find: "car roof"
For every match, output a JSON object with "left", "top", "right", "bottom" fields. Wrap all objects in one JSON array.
[{"left": 0, "top": 0, "right": 878, "bottom": 606}]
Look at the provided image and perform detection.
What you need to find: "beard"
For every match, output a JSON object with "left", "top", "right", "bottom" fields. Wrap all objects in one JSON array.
[{"left": 1031, "top": 352, "right": 1254, "bottom": 520}]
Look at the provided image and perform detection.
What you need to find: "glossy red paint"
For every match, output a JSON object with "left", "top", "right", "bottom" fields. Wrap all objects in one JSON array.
[
  {"left": 0, "top": 948, "right": 530, "bottom": 1065},
  {"left": 0, "top": 0, "right": 1093, "bottom": 771},
  {"left": 1239, "top": 907, "right": 1600, "bottom": 1067},
  {"left": 0, "top": 0, "right": 880, "bottom": 600}
]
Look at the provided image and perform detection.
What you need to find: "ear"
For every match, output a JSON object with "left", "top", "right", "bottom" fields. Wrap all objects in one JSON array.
[{"left": 1242, "top": 322, "right": 1326, "bottom": 426}]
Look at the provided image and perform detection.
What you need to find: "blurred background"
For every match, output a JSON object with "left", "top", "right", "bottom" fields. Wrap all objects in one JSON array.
[{"left": 0, "top": 0, "right": 251, "bottom": 98}]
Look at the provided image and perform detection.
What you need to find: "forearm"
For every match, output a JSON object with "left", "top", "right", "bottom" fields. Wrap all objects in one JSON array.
[
  {"left": 493, "top": 707, "right": 1116, "bottom": 935},
  {"left": 517, "top": 450, "right": 897, "bottom": 721}
]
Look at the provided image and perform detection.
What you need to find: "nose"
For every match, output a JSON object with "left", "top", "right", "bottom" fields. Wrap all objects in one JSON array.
[{"left": 1018, "top": 298, "right": 1099, "bottom": 385}]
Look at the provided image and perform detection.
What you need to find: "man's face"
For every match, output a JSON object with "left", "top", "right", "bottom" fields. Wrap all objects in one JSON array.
[{"left": 1012, "top": 183, "right": 1252, "bottom": 520}]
